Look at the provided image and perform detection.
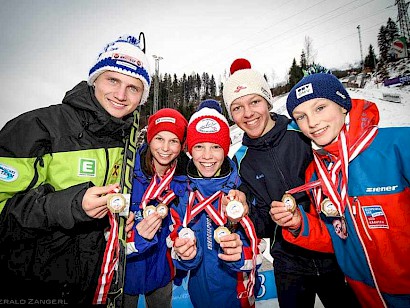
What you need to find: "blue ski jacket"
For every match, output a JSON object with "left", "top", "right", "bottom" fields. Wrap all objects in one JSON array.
[{"left": 124, "top": 144, "right": 188, "bottom": 295}]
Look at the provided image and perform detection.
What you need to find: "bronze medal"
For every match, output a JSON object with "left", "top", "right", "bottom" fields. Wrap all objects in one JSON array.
[
  {"left": 282, "top": 193, "right": 297, "bottom": 213},
  {"left": 321, "top": 198, "right": 339, "bottom": 217},
  {"left": 143, "top": 205, "right": 157, "bottom": 218},
  {"left": 226, "top": 200, "right": 245, "bottom": 222},
  {"left": 178, "top": 227, "right": 195, "bottom": 239},
  {"left": 107, "top": 193, "right": 126, "bottom": 214},
  {"left": 213, "top": 226, "right": 231, "bottom": 244},
  {"left": 156, "top": 203, "right": 169, "bottom": 219}
]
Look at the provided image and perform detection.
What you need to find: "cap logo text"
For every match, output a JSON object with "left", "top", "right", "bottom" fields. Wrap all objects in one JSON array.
[
  {"left": 336, "top": 91, "right": 346, "bottom": 99},
  {"left": 234, "top": 85, "right": 247, "bottom": 93},
  {"left": 155, "top": 117, "right": 176, "bottom": 124},
  {"left": 196, "top": 118, "right": 220, "bottom": 133},
  {"left": 296, "top": 83, "right": 313, "bottom": 99}
]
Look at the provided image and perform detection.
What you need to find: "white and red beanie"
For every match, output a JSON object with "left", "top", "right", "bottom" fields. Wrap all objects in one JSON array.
[
  {"left": 147, "top": 108, "right": 188, "bottom": 144},
  {"left": 88, "top": 35, "right": 152, "bottom": 105},
  {"left": 223, "top": 58, "right": 273, "bottom": 120},
  {"left": 187, "top": 102, "right": 230, "bottom": 157}
]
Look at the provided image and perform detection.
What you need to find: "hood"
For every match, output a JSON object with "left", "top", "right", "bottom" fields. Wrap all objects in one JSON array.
[
  {"left": 323, "top": 98, "right": 379, "bottom": 156},
  {"left": 62, "top": 81, "right": 134, "bottom": 139}
]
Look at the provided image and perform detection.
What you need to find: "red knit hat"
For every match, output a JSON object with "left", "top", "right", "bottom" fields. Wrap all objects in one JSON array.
[
  {"left": 187, "top": 104, "right": 230, "bottom": 156},
  {"left": 147, "top": 108, "right": 188, "bottom": 144}
]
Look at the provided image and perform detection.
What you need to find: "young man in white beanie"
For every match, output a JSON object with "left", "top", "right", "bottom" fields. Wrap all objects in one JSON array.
[
  {"left": 223, "top": 59, "right": 359, "bottom": 308},
  {"left": 0, "top": 34, "right": 151, "bottom": 305}
]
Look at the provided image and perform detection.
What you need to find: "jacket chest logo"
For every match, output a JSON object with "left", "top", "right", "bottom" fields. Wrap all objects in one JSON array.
[{"left": 79, "top": 158, "right": 96, "bottom": 177}]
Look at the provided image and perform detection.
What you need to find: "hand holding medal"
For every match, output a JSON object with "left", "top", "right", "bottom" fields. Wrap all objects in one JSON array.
[
  {"left": 222, "top": 189, "right": 249, "bottom": 223},
  {"left": 175, "top": 229, "right": 197, "bottom": 261},
  {"left": 217, "top": 232, "right": 243, "bottom": 262},
  {"left": 270, "top": 195, "right": 302, "bottom": 230},
  {"left": 136, "top": 210, "right": 162, "bottom": 240}
]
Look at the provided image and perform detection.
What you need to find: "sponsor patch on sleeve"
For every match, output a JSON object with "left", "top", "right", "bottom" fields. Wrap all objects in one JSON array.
[{"left": 0, "top": 163, "right": 18, "bottom": 182}]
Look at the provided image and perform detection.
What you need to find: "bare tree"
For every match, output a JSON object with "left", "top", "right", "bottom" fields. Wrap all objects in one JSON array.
[{"left": 304, "top": 36, "right": 317, "bottom": 66}]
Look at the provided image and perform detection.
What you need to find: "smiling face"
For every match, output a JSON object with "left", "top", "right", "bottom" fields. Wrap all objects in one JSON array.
[
  {"left": 191, "top": 142, "right": 225, "bottom": 177},
  {"left": 292, "top": 98, "right": 347, "bottom": 147},
  {"left": 93, "top": 71, "right": 144, "bottom": 118},
  {"left": 230, "top": 94, "right": 275, "bottom": 139},
  {"left": 149, "top": 131, "right": 182, "bottom": 176}
]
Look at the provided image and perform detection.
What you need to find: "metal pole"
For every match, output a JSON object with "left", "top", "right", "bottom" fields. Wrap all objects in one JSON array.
[
  {"left": 357, "top": 25, "right": 364, "bottom": 71},
  {"left": 152, "top": 55, "right": 163, "bottom": 114}
]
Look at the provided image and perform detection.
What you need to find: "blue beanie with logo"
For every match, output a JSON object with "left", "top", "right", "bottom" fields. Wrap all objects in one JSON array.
[{"left": 286, "top": 73, "right": 351, "bottom": 119}]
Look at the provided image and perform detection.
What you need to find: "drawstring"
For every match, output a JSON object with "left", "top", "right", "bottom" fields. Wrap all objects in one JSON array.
[{"left": 78, "top": 121, "right": 89, "bottom": 138}]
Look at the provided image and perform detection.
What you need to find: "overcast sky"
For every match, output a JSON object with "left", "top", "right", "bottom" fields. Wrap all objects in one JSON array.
[{"left": 0, "top": 0, "right": 397, "bottom": 128}]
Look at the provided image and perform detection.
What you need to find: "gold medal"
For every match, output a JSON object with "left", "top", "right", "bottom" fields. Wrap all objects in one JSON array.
[
  {"left": 107, "top": 193, "right": 126, "bottom": 213},
  {"left": 213, "top": 226, "right": 231, "bottom": 243},
  {"left": 321, "top": 198, "right": 339, "bottom": 217},
  {"left": 178, "top": 227, "right": 195, "bottom": 239},
  {"left": 156, "top": 203, "right": 169, "bottom": 219},
  {"left": 143, "top": 205, "right": 157, "bottom": 218},
  {"left": 282, "top": 193, "right": 296, "bottom": 213},
  {"left": 226, "top": 200, "right": 245, "bottom": 222}
]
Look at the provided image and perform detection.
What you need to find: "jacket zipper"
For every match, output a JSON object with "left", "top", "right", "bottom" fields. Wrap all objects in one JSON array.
[
  {"left": 103, "top": 148, "right": 109, "bottom": 185},
  {"left": 312, "top": 259, "right": 320, "bottom": 276}
]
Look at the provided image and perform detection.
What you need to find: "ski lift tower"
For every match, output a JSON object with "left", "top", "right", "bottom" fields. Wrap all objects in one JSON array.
[
  {"left": 396, "top": 0, "right": 410, "bottom": 42},
  {"left": 152, "top": 55, "right": 163, "bottom": 114},
  {"left": 357, "top": 25, "right": 364, "bottom": 71}
]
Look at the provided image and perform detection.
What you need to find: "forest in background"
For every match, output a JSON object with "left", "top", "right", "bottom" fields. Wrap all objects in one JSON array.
[{"left": 139, "top": 17, "right": 406, "bottom": 127}]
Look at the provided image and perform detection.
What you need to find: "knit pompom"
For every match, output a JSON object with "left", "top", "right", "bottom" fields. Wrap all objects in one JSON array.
[
  {"left": 196, "top": 99, "right": 222, "bottom": 114},
  {"left": 229, "top": 58, "right": 251, "bottom": 75}
]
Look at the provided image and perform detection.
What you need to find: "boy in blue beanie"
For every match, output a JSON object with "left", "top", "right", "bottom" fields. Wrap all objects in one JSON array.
[{"left": 274, "top": 68, "right": 410, "bottom": 307}]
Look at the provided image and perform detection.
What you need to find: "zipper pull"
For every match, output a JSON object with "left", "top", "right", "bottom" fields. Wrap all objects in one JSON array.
[{"left": 352, "top": 197, "right": 358, "bottom": 216}]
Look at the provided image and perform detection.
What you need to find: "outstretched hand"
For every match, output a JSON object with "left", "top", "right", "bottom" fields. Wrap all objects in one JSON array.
[
  {"left": 136, "top": 212, "right": 162, "bottom": 240},
  {"left": 270, "top": 200, "right": 301, "bottom": 230},
  {"left": 174, "top": 237, "right": 197, "bottom": 261},
  {"left": 221, "top": 189, "right": 249, "bottom": 220},
  {"left": 82, "top": 183, "right": 121, "bottom": 219},
  {"left": 218, "top": 233, "right": 243, "bottom": 262}
]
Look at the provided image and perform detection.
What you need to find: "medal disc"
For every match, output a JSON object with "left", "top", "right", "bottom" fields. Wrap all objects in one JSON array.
[
  {"left": 107, "top": 193, "right": 126, "bottom": 213},
  {"left": 226, "top": 200, "right": 245, "bottom": 221},
  {"left": 213, "top": 226, "right": 231, "bottom": 243},
  {"left": 156, "top": 203, "right": 169, "bottom": 219},
  {"left": 332, "top": 217, "right": 348, "bottom": 239},
  {"left": 321, "top": 198, "right": 339, "bottom": 217},
  {"left": 178, "top": 227, "right": 195, "bottom": 239},
  {"left": 282, "top": 193, "right": 296, "bottom": 213},
  {"left": 143, "top": 205, "right": 157, "bottom": 218}
]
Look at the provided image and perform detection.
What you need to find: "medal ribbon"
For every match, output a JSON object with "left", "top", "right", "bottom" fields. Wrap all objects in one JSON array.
[
  {"left": 313, "top": 125, "right": 377, "bottom": 215},
  {"left": 238, "top": 215, "right": 258, "bottom": 298},
  {"left": 140, "top": 164, "right": 177, "bottom": 209},
  {"left": 93, "top": 210, "right": 119, "bottom": 304},
  {"left": 182, "top": 190, "right": 224, "bottom": 227},
  {"left": 284, "top": 125, "right": 377, "bottom": 215}
]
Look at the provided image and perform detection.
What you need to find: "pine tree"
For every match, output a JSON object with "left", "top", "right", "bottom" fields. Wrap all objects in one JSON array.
[
  {"left": 288, "top": 58, "right": 303, "bottom": 87},
  {"left": 364, "top": 44, "right": 377, "bottom": 70}
]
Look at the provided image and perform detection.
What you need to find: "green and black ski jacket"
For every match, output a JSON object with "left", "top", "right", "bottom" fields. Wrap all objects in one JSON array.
[{"left": 0, "top": 81, "right": 134, "bottom": 304}]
